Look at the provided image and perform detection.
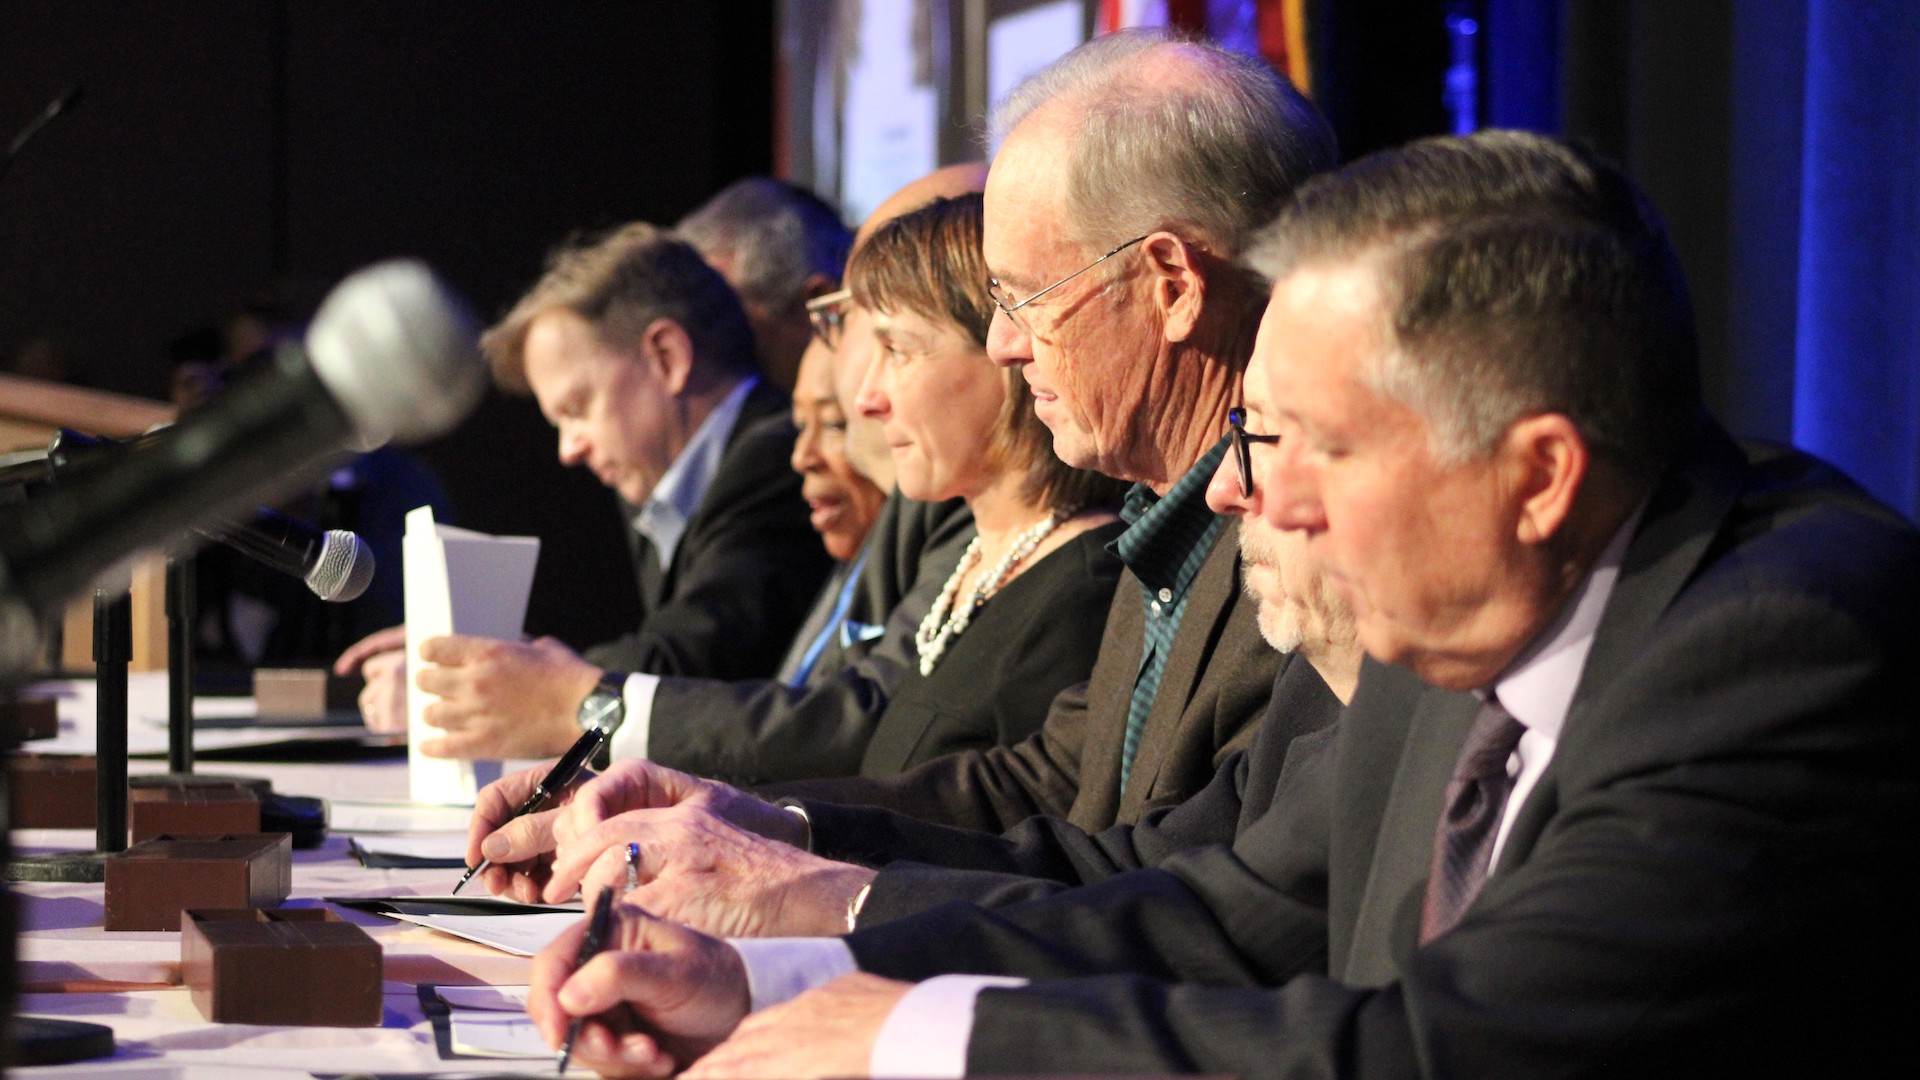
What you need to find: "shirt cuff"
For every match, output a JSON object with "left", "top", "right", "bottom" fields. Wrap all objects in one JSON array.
[
  {"left": 608, "top": 673, "right": 659, "bottom": 761},
  {"left": 870, "top": 975, "right": 1029, "bottom": 1079},
  {"left": 726, "top": 937, "right": 859, "bottom": 1012}
]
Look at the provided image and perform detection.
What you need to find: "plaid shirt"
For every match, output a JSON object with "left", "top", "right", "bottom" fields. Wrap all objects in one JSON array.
[{"left": 1109, "top": 435, "right": 1230, "bottom": 788}]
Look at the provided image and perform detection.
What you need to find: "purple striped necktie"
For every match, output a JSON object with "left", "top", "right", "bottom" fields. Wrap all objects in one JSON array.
[{"left": 1419, "top": 696, "right": 1527, "bottom": 944}]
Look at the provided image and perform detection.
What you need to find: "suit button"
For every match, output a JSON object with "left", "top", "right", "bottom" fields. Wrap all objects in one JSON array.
[{"left": 1157, "top": 587, "right": 1173, "bottom": 603}]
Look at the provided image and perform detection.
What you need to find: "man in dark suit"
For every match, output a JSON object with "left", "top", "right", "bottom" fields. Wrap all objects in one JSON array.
[
  {"left": 339, "top": 222, "right": 832, "bottom": 761},
  {"left": 524, "top": 132, "right": 1920, "bottom": 1078},
  {"left": 465, "top": 32, "right": 1341, "bottom": 886}
]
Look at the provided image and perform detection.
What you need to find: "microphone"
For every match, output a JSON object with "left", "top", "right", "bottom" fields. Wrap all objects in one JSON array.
[
  {"left": 4, "top": 430, "right": 376, "bottom": 602},
  {"left": 0, "top": 260, "right": 482, "bottom": 665},
  {"left": 198, "top": 509, "right": 376, "bottom": 603},
  {"left": 3, "top": 84, "right": 83, "bottom": 181}
]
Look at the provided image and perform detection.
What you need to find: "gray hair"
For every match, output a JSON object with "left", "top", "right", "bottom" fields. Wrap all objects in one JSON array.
[
  {"left": 1245, "top": 131, "right": 1701, "bottom": 473},
  {"left": 676, "top": 178, "right": 853, "bottom": 312},
  {"left": 989, "top": 29, "right": 1337, "bottom": 258}
]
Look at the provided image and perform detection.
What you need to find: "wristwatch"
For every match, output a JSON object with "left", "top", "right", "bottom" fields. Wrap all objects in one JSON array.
[{"left": 576, "top": 671, "right": 628, "bottom": 735}]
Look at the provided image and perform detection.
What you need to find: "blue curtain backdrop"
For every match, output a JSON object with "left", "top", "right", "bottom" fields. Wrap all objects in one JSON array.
[{"left": 1484, "top": 0, "right": 1919, "bottom": 522}]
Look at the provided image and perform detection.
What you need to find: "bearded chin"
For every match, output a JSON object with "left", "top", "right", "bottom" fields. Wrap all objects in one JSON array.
[{"left": 1248, "top": 581, "right": 1305, "bottom": 654}]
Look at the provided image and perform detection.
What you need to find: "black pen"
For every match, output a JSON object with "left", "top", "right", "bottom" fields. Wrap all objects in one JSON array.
[
  {"left": 452, "top": 724, "right": 608, "bottom": 894},
  {"left": 557, "top": 884, "right": 618, "bottom": 1074}
]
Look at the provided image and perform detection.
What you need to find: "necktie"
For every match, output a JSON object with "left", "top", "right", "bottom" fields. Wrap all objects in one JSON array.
[{"left": 1419, "top": 697, "right": 1527, "bottom": 944}]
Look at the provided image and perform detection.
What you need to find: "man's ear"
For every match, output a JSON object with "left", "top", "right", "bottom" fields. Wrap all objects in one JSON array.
[
  {"left": 1142, "top": 232, "right": 1206, "bottom": 343},
  {"left": 1503, "top": 413, "right": 1588, "bottom": 548},
  {"left": 798, "top": 273, "right": 839, "bottom": 307},
  {"left": 641, "top": 317, "right": 698, "bottom": 396}
]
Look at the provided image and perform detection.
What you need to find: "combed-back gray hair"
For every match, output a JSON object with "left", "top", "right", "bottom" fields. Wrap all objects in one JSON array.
[
  {"left": 989, "top": 29, "right": 1337, "bottom": 257},
  {"left": 1245, "top": 130, "right": 1702, "bottom": 474},
  {"left": 676, "top": 178, "right": 853, "bottom": 311}
]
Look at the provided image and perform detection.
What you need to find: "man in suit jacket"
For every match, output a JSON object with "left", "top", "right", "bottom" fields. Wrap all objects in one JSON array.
[
  {"left": 463, "top": 33, "right": 1341, "bottom": 895},
  {"left": 341, "top": 222, "right": 833, "bottom": 761},
  {"left": 524, "top": 133, "right": 1920, "bottom": 1078}
]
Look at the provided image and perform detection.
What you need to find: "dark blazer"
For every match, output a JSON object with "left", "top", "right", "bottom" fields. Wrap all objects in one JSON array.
[
  {"left": 765, "top": 519, "right": 1280, "bottom": 832},
  {"left": 642, "top": 494, "right": 975, "bottom": 783},
  {"left": 827, "top": 651, "right": 1343, "bottom": 925},
  {"left": 860, "top": 522, "right": 1126, "bottom": 777},
  {"left": 844, "top": 430, "right": 1920, "bottom": 1077},
  {"left": 582, "top": 381, "right": 832, "bottom": 681}
]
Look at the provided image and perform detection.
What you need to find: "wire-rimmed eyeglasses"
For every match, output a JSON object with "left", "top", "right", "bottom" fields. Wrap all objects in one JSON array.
[
  {"left": 806, "top": 288, "right": 853, "bottom": 348},
  {"left": 987, "top": 234, "right": 1149, "bottom": 333},
  {"left": 1227, "top": 406, "right": 1280, "bottom": 498}
]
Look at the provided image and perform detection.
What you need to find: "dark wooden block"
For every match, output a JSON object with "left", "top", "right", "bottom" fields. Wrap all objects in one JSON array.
[
  {"left": 128, "top": 781, "right": 260, "bottom": 843},
  {"left": 1, "top": 695, "right": 60, "bottom": 743},
  {"left": 7, "top": 753, "right": 96, "bottom": 828},
  {"left": 181, "top": 908, "right": 382, "bottom": 1026},
  {"left": 103, "top": 833, "right": 292, "bottom": 931}
]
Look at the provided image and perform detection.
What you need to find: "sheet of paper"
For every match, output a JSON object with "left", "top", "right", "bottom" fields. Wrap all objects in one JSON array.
[
  {"left": 402, "top": 506, "right": 540, "bottom": 805},
  {"left": 449, "top": 1010, "right": 552, "bottom": 1058},
  {"left": 391, "top": 911, "right": 583, "bottom": 957},
  {"left": 351, "top": 834, "right": 470, "bottom": 860},
  {"left": 436, "top": 984, "right": 530, "bottom": 1011},
  {"left": 27, "top": 675, "right": 382, "bottom": 756},
  {"left": 329, "top": 799, "right": 474, "bottom": 834}
]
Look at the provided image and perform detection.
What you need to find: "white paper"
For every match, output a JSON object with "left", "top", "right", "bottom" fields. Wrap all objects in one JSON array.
[
  {"left": 392, "top": 911, "right": 583, "bottom": 957},
  {"left": 27, "top": 674, "right": 387, "bottom": 756},
  {"left": 329, "top": 799, "right": 475, "bottom": 834},
  {"left": 403, "top": 506, "right": 540, "bottom": 805},
  {"left": 436, "top": 984, "right": 531, "bottom": 1011},
  {"left": 450, "top": 1010, "right": 553, "bottom": 1058},
  {"left": 351, "top": 834, "right": 470, "bottom": 859}
]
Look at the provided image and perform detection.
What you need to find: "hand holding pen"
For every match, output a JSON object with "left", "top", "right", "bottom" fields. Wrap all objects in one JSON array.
[
  {"left": 455, "top": 725, "right": 608, "bottom": 895},
  {"left": 556, "top": 885, "right": 617, "bottom": 1074}
]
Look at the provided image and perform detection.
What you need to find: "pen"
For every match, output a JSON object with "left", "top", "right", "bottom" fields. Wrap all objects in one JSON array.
[
  {"left": 453, "top": 724, "right": 608, "bottom": 894},
  {"left": 557, "top": 884, "right": 618, "bottom": 1074}
]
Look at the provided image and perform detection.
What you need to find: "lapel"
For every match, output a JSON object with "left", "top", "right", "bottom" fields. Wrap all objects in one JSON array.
[
  {"left": 648, "top": 379, "right": 788, "bottom": 596},
  {"left": 1119, "top": 522, "right": 1240, "bottom": 818},
  {"left": 1337, "top": 666, "right": 1480, "bottom": 986},
  {"left": 1072, "top": 572, "right": 1146, "bottom": 826},
  {"left": 1494, "top": 427, "right": 1747, "bottom": 869}
]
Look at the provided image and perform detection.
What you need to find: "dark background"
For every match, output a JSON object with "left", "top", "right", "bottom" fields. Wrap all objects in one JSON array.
[{"left": 1, "top": 1, "right": 775, "bottom": 649}]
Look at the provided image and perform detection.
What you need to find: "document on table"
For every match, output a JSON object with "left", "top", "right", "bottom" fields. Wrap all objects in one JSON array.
[
  {"left": 348, "top": 835, "right": 470, "bottom": 869},
  {"left": 329, "top": 895, "right": 584, "bottom": 956},
  {"left": 402, "top": 506, "right": 540, "bottom": 806},
  {"left": 422, "top": 984, "right": 552, "bottom": 1060},
  {"left": 329, "top": 799, "right": 474, "bottom": 834}
]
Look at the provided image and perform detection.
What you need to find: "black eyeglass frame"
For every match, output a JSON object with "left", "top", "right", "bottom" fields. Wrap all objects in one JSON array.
[
  {"left": 987, "top": 234, "right": 1150, "bottom": 332},
  {"left": 1227, "top": 406, "right": 1281, "bottom": 498},
  {"left": 805, "top": 287, "right": 853, "bottom": 348}
]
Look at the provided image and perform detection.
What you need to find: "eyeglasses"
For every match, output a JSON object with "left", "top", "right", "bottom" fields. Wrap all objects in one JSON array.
[
  {"left": 1227, "top": 406, "right": 1280, "bottom": 498},
  {"left": 806, "top": 288, "right": 853, "bottom": 348},
  {"left": 987, "top": 234, "right": 1149, "bottom": 333}
]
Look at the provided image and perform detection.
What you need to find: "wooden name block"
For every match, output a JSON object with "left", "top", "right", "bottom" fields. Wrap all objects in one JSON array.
[
  {"left": 128, "top": 781, "right": 260, "bottom": 843},
  {"left": 104, "top": 833, "right": 292, "bottom": 931},
  {"left": 253, "top": 668, "right": 358, "bottom": 719},
  {"left": 181, "top": 908, "right": 382, "bottom": 1026},
  {"left": 1, "top": 695, "right": 60, "bottom": 743},
  {"left": 7, "top": 752, "right": 95, "bottom": 829}
]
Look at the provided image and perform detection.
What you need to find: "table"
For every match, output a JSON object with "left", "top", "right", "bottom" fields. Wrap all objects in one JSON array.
[{"left": 10, "top": 755, "right": 560, "bottom": 1077}]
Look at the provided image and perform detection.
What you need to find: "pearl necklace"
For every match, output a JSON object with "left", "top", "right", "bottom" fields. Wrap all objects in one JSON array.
[{"left": 915, "top": 507, "right": 1075, "bottom": 676}]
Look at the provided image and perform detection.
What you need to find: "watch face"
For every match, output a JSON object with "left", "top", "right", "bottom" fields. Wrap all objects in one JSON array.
[{"left": 578, "top": 690, "right": 622, "bottom": 732}]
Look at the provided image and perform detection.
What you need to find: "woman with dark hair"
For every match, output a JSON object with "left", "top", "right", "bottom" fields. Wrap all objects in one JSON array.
[{"left": 844, "top": 192, "right": 1127, "bottom": 774}]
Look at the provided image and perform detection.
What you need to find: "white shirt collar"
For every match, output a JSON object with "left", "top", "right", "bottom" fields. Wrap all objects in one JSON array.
[
  {"left": 1490, "top": 501, "right": 1646, "bottom": 739},
  {"left": 632, "top": 376, "right": 757, "bottom": 569}
]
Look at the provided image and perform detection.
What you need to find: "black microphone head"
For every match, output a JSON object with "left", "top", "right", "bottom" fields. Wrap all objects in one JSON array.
[
  {"left": 304, "top": 259, "right": 484, "bottom": 448},
  {"left": 305, "top": 529, "right": 375, "bottom": 602}
]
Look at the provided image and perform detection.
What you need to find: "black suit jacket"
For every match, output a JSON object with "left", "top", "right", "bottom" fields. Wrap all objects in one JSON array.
[
  {"left": 844, "top": 430, "right": 1920, "bottom": 1077},
  {"left": 582, "top": 381, "right": 831, "bottom": 680},
  {"left": 642, "top": 494, "right": 974, "bottom": 783},
  {"left": 765, "top": 518, "right": 1280, "bottom": 832}
]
